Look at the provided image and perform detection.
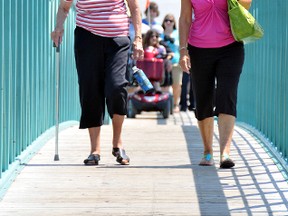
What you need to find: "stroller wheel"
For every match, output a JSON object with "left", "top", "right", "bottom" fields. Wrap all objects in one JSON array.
[{"left": 162, "top": 100, "right": 171, "bottom": 119}]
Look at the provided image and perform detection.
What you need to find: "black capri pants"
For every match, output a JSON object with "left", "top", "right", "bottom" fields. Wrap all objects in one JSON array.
[
  {"left": 74, "top": 27, "right": 130, "bottom": 128},
  {"left": 188, "top": 42, "right": 244, "bottom": 121}
]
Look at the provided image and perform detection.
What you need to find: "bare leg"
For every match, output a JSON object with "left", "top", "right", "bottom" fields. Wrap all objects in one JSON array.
[
  {"left": 198, "top": 117, "right": 214, "bottom": 155},
  {"left": 218, "top": 113, "right": 235, "bottom": 162},
  {"left": 83, "top": 127, "right": 101, "bottom": 165},
  {"left": 198, "top": 117, "right": 214, "bottom": 165},
  {"left": 172, "top": 84, "right": 181, "bottom": 112},
  {"left": 88, "top": 127, "right": 101, "bottom": 155},
  {"left": 112, "top": 114, "right": 125, "bottom": 148},
  {"left": 112, "top": 114, "right": 130, "bottom": 165},
  {"left": 87, "top": 114, "right": 125, "bottom": 153}
]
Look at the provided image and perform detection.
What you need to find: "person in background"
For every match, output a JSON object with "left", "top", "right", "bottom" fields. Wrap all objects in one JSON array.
[
  {"left": 143, "top": 29, "right": 173, "bottom": 91},
  {"left": 179, "top": 0, "right": 251, "bottom": 168},
  {"left": 161, "top": 13, "right": 182, "bottom": 113},
  {"left": 150, "top": 25, "right": 174, "bottom": 92},
  {"left": 142, "top": 2, "right": 160, "bottom": 27},
  {"left": 51, "top": 0, "right": 144, "bottom": 166},
  {"left": 180, "top": 72, "right": 195, "bottom": 112}
]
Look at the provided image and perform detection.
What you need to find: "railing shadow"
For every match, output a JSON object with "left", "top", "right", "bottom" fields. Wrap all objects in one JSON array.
[
  {"left": 221, "top": 128, "right": 288, "bottom": 215},
  {"left": 182, "top": 125, "right": 231, "bottom": 216},
  {"left": 180, "top": 118, "right": 288, "bottom": 215}
]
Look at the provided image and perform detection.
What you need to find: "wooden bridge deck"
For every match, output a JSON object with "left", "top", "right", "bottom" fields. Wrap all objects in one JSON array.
[{"left": 0, "top": 111, "right": 287, "bottom": 216}]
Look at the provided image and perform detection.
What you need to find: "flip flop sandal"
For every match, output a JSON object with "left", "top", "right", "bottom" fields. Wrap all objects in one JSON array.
[
  {"left": 112, "top": 148, "right": 130, "bottom": 165},
  {"left": 83, "top": 154, "right": 100, "bottom": 165},
  {"left": 220, "top": 153, "right": 235, "bottom": 169},
  {"left": 199, "top": 153, "right": 214, "bottom": 166}
]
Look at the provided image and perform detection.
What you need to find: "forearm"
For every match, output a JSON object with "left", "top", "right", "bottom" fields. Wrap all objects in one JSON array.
[
  {"left": 178, "top": 0, "right": 192, "bottom": 72},
  {"left": 55, "top": 0, "right": 73, "bottom": 29},
  {"left": 127, "top": 0, "right": 142, "bottom": 39},
  {"left": 238, "top": 0, "right": 252, "bottom": 10},
  {"left": 51, "top": 0, "right": 73, "bottom": 46},
  {"left": 126, "top": 0, "right": 144, "bottom": 60},
  {"left": 179, "top": 0, "right": 192, "bottom": 53},
  {"left": 179, "top": 16, "right": 191, "bottom": 51}
]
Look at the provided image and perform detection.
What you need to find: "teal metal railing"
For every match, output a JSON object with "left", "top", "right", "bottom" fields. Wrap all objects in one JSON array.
[
  {"left": 0, "top": 0, "right": 80, "bottom": 178},
  {"left": 237, "top": 1, "right": 288, "bottom": 164}
]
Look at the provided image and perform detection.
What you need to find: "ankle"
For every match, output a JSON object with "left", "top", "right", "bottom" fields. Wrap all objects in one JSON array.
[
  {"left": 203, "top": 153, "right": 213, "bottom": 160},
  {"left": 113, "top": 144, "right": 123, "bottom": 149},
  {"left": 203, "top": 150, "right": 213, "bottom": 155},
  {"left": 91, "top": 151, "right": 100, "bottom": 155},
  {"left": 112, "top": 139, "right": 123, "bottom": 149},
  {"left": 221, "top": 153, "right": 230, "bottom": 161}
]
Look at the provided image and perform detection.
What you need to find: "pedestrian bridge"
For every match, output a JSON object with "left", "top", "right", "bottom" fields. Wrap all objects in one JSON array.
[
  {"left": 0, "top": 112, "right": 288, "bottom": 215},
  {"left": 0, "top": 1, "right": 288, "bottom": 215}
]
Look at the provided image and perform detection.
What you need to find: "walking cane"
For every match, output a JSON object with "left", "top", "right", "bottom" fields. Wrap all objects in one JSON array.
[{"left": 53, "top": 41, "right": 60, "bottom": 161}]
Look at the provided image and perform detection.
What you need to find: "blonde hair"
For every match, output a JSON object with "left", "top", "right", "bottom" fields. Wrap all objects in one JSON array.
[{"left": 162, "top": 14, "right": 177, "bottom": 30}]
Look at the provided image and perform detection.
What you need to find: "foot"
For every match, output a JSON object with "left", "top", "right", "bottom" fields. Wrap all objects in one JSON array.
[
  {"left": 83, "top": 154, "right": 100, "bottom": 165},
  {"left": 199, "top": 153, "right": 214, "bottom": 166},
  {"left": 112, "top": 148, "right": 130, "bottom": 165},
  {"left": 173, "top": 105, "right": 180, "bottom": 113},
  {"left": 220, "top": 153, "right": 235, "bottom": 169}
]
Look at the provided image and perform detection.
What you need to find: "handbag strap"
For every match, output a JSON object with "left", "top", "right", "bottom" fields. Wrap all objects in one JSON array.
[{"left": 227, "top": 0, "right": 239, "bottom": 9}]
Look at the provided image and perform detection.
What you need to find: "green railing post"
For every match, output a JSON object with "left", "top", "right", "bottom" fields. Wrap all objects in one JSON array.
[{"left": 0, "top": 0, "right": 4, "bottom": 177}]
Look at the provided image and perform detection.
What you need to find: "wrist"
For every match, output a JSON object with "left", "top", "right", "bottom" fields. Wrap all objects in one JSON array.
[
  {"left": 180, "top": 52, "right": 189, "bottom": 58},
  {"left": 179, "top": 46, "right": 187, "bottom": 51},
  {"left": 135, "top": 35, "right": 142, "bottom": 40}
]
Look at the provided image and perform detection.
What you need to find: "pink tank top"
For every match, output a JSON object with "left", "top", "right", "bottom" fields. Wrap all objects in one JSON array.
[{"left": 188, "top": 0, "right": 235, "bottom": 48}]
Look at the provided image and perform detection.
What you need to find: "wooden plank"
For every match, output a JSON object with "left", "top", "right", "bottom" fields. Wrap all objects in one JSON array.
[{"left": 0, "top": 111, "right": 287, "bottom": 216}]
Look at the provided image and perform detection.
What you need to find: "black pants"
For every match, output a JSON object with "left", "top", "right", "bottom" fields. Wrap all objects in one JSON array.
[
  {"left": 180, "top": 72, "right": 195, "bottom": 110},
  {"left": 188, "top": 42, "right": 245, "bottom": 121},
  {"left": 74, "top": 27, "right": 130, "bottom": 128}
]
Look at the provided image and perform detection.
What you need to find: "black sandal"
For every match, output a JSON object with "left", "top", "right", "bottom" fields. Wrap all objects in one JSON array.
[
  {"left": 220, "top": 153, "right": 235, "bottom": 169},
  {"left": 220, "top": 158, "right": 235, "bottom": 169},
  {"left": 112, "top": 148, "right": 130, "bottom": 165},
  {"left": 83, "top": 154, "right": 100, "bottom": 165}
]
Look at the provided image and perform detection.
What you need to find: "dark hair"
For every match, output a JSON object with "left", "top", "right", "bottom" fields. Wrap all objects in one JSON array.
[
  {"left": 143, "top": 29, "right": 160, "bottom": 49},
  {"left": 144, "top": 2, "right": 160, "bottom": 17},
  {"left": 162, "top": 14, "right": 177, "bottom": 30}
]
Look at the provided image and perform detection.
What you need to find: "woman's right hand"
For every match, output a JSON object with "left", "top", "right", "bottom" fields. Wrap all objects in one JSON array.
[
  {"left": 179, "top": 53, "right": 191, "bottom": 73},
  {"left": 50, "top": 0, "right": 73, "bottom": 47},
  {"left": 51, "top": 27, "right": 64, "bottom": 47}
]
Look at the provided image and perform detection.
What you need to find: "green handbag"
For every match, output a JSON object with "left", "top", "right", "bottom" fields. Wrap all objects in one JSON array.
[{"left": 228, "top": 0, "right": 264, "bottom": 43}]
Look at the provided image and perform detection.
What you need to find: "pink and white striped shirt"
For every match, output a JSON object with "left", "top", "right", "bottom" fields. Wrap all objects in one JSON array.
[{"left": 65, "top": 0, "right": 129, "bottom": 37}]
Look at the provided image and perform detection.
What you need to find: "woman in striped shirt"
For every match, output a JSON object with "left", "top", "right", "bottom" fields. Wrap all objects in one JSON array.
[{"left": 51, "top": 0, "right": 144, "bottom": 166}]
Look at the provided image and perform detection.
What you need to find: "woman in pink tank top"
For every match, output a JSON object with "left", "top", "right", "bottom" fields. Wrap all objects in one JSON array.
[{"left": 179, "top": 0, "right": 252, "bottom": 168}]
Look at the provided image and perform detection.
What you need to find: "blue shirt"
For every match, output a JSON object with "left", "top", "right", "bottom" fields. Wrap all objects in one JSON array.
[{"left": 161, "top": 30, "right": 180, "bottom": 64}]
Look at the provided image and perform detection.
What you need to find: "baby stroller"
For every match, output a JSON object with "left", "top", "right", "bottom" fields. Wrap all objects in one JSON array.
[{"left": 127, "top": 52, "right": 173, "bottom": 119}]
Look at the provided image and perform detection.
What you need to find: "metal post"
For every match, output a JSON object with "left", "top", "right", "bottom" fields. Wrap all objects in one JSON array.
[{"left": 54, "top": 43, "right": 60, "bottom": 161}]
